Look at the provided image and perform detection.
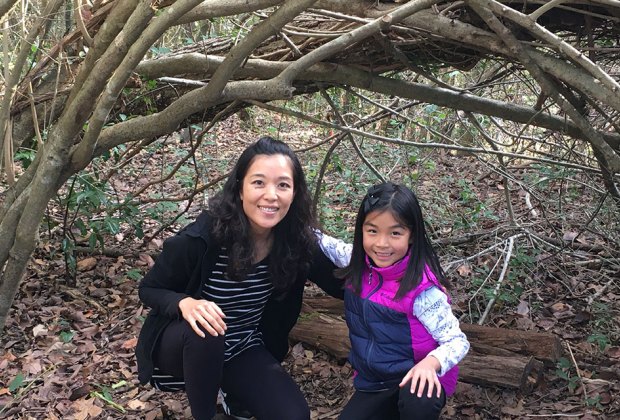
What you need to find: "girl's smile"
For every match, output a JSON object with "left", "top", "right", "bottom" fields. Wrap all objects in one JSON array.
[{"left": 362, "top": 210, "right": 412, "bottom": 268}]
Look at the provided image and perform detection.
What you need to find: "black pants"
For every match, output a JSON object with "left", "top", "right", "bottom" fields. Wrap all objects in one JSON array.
[
  {"left": 153, "top": 319, "right": 309, "bottom": 420},
  {"left": 339, "top": 383, "right": 446, "bottom": 420}
]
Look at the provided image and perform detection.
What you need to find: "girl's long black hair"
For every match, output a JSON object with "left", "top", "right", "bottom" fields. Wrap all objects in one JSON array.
[
  {"left": 208, "top": 136, "right": 316, "bottom": 291},
  {"left": 337, "top": 182, "right": 448, "bottom": 299}
]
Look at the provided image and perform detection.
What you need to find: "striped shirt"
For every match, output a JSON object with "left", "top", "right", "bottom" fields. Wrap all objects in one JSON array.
[
  {"left": 151, "top": 250, "right": 273, "bottom": 391},
  {"left": 203, "top": 252, "right": 273, "bottom": 361}
]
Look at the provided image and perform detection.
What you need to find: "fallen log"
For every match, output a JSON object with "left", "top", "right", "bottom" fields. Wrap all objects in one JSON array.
[
  {"left": 301, "top": 297, "right": 562, "bottom": 364},
  {"left": 295, "top": 310, "right": 349, "bottom": 359},
  {"left": 462, "top": 323, "right": 562, "bottom": 365},
  {"left": 291, "top": 297, "right": 561, "bottom": 394},
  {"left": 459, "top": 353, "right": 544, "bottom": 394}
]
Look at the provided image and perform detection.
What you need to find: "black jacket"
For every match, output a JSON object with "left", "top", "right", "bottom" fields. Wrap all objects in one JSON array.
[{"left": 135, "top": 211, "right": 344, "bottom": 385}]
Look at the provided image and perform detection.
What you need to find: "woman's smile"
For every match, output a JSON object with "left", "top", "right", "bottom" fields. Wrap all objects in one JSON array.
[{"left": 240, "top": 154, "right": 295, "bottom": 239}]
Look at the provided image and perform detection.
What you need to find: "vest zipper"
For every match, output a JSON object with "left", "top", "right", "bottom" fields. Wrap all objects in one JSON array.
[{"left": 362, "top": 271, "right": 383, "bottom": 380}]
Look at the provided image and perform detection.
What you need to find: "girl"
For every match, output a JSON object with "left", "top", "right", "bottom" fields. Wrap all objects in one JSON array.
[
  {"left": 135, "top": 136, "right": 344, "bottom": 420},
  {"left": 335, "top": 182, "right": 470, "bottom": 420}
]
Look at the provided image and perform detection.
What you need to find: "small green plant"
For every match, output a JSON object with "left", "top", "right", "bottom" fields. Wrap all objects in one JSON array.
[
  {"left": 15, "top": 148, "right": 37, "bottom": 169},
  {"left": 585, "top": 395, "right": 603, "bottom": 409},
  {"left": 57, "top": 319, "right": 74, "bottom": 343},
  {"left": 59, "top": 330, "right": 74, "bottom": 343},
  {"left": 587, "top": 301, "right": 616, "bottom": 352},
  {"left": 8, "top": 372, "right": 25, "bottom": 393},
  {"left": 555, "top": 357, "right": 580, "bottom": 393},
  {"left": 126, "top": 268, "right": 143, "bottom": 281},
  {"left": 91, "top": 383, "right": 126, "bottom": 413}
]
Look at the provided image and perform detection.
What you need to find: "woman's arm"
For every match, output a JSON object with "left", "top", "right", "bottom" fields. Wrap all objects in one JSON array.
[
  {"left": 314, "top": 230, "right": 352, "bottom": 268},
  {"left": 138, "top": 233, "right": 204, "bottom": 319},
  {"left": 306, "top": 231, "right": 352, "bottom": 299}
]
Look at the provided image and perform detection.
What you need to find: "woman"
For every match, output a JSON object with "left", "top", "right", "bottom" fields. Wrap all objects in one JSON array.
[{"left": 135, "top": 136, "right": 344, "bottom": 420}]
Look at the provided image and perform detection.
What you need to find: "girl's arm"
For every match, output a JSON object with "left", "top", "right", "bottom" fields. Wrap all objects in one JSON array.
[
  {"left": 399, "top": 286, "right": 469, "bottom": 397},
  {"left": 414, "top": 286, "right": 470, "bottom": 376}
]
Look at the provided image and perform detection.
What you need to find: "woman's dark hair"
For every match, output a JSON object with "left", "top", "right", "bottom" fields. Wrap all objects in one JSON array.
[
  {"left": 208, "top": 136, "right": 316, "bottom": 291},
  {"left": 337, "top": 182, "right": 447, "bottom": 299}
]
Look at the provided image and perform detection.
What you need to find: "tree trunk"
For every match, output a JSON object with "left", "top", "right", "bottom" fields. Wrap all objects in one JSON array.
[{"left": 290, "top": 297, "right": 561, "bottom": 393}]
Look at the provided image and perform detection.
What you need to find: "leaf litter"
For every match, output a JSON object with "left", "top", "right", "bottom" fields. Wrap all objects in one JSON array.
[{"left": 1, "top": 114, "right": 619, "bottom": 419}]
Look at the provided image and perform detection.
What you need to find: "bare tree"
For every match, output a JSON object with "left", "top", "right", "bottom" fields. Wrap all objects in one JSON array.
[{"left": 0, "top": 0, "right": 619, "bottom": 333}]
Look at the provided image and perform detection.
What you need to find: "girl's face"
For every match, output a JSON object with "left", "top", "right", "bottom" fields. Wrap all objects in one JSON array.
[
  {"left": 362, "top": 210, "right": 412, "bottom": 268},
  {"left": 240, "top": 154, "right": 295, "bottom": 239}
]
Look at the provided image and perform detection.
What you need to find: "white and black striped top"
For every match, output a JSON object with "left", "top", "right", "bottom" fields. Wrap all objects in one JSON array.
[{"left": 203, "top": 251, "right": 274, "bottom": 361}]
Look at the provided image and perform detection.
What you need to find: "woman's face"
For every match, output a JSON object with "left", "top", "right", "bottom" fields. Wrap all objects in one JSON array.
[{"left": 240, "top": 154, "right": 295, "bottom": 239}]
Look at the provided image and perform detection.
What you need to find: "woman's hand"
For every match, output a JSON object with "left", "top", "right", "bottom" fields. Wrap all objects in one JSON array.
[
  {"left": 179, "top": 297, "right": 227, "bottom": 338},
  {"left": 399, "top": 355, "right": 442, "bottom": 398}
]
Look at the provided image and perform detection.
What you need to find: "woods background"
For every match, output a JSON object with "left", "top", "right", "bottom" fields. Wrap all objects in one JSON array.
[{"left": 0, "top": 0, "right": 619, "bottom": 418}]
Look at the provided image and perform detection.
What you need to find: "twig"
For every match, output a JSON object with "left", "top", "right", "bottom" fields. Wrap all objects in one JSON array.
[
  {"left": 527, "top": 230, "right": 611, "bottom": 253},
  {"left": 73, "top": 0, "right": 94, "bottom": 47},
  {"left": 566, "top": 341, "right": 588, "bottom": 403},
  {"left": 318, "top": 407, "right": 342, "bottom": 419},
  {"left": 524, "top": 191, "right": 538, "bottom": 217},
  {"left": 311, "top": 132, "right": 344, "bottom": 216},
  {"left": 319, "top": 88, "right": 386, "bottom": 182},
  {"left": 278, "top": 31, "right": 302, "bottom": 56},
  {"left": 466, "top": 253, "right": 503, "bottom": 323},
  {"left": 0, "top": 364, "right": 56, "bottom": 416},
  {"left": 245, "top": 99, "right": 602, "bottom": 174},
  {"left": 59, "top": 285, "right": 108, "bottom": 313},
  {"left": 587, "top": 275, "right": 618, "bottom": 306},
  {"left": 74, "top": 245, "right": 158, "bottom": 258},
  {"left": 478, "top": 235, "right": 515, "bottom": 324},
  {"left": 444, "top": 233, "right": 525, "bottom": 271},
  {"left": 463, "top": 111, "right": 516, "bottom": 225},
  {"left": 28, "top": 81, "right": 44, "bottom": 147},
  {"left": 3, "top": 117, "right": 15, "bottom": 185},
  {"left": 529, "top": 0, "right": 568, "bottom": 21}
]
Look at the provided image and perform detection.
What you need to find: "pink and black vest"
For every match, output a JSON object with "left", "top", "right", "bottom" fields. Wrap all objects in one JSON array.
[{"left": 344, "top": 254, "right": 459, "bottom": 395}]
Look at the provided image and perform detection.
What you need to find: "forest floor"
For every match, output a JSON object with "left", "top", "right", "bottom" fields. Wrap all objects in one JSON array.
[{"left": 1, "top": 112, "right": 619, "bottom": 419}]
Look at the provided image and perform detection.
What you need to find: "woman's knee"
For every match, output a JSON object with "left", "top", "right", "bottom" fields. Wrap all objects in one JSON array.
[{"left": 181, "top": 322, "right": 225, "bottom": 351}]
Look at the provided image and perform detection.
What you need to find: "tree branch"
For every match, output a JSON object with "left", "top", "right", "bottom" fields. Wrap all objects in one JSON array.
[
  {"left": 71, "top": 0, "right": 206, "bottom": 172},
  {"left": 175, "top": 0, "right": 284, "bottom": 24},
  {"left": 276, "top": 0, "right": 443, "bottom": 86},
  {"left": 245, "top": 99, "right": 608, "bottom": 174},
  {"left": 467, "top": 0, "right": 620, "bottom": 174},
  {"left": 0, "top": 0, "right": 18, "bottom": 21},
  {"left": 135, "top": 55, "right": 620, "bottom": 150},
  {"left": 488, "top": 0, "right": 620, "bottom": 112},
  {"left": 0, "top": 0, "right": 64, "bottom": 177}
]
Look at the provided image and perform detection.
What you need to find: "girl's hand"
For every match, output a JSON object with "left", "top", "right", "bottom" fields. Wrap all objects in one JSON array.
[
  {"left": 399, "top": 355, "right": 442, "bottom": 398},
  {"left": 179, "top": 297, "right": 227, "bottom": 338}
]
